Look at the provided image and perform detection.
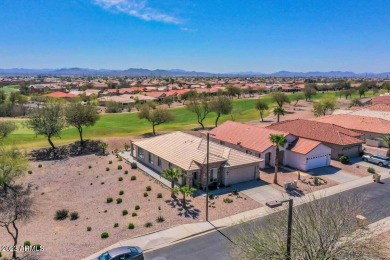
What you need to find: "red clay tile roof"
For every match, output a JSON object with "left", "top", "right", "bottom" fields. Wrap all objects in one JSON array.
[
  {"left": 315, "top": 114, "right": 390, "bottom": 134},
  {"left": 210, "top": 121, "right": 289, "bottom": 152},
  {"left": 372, "top": 96, "right": 390, "bottom": 105},
  {"left": 289, "top": 138, "right": 322, "bottom": 155},
  {"left": 267, "top": 119, "right": 363, "bottom": 146},
  {"left": 365, "top": 104, "right": 390, "bottom": 112},
  {"left": 45, "top": 92, "right": 76, "bottom": 98}
]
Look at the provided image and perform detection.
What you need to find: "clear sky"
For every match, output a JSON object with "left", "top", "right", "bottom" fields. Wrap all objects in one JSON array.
[{"left": 1, "top": 0, "right": 389, "bottom": 73}]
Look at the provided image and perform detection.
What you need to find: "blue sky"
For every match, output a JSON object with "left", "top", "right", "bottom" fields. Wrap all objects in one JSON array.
[{"left": 1, "top": 0, "right": 389, "bottom": 73}]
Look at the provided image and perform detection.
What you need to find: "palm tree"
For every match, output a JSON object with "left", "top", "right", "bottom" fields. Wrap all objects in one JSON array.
[
  {"left": 162, "top": 168, "right": 183, "bottom": 198},
  {"left": 379, "top": 134, "right": 390, "bottom": 156},
  {"left": 269, "top": 134, "right": 287, "bottom": 184},
  {"left": 174, "top": 185, "right": 196, "bottom": 209},
  {"left": 273, "top": 107, "right": 285, "bottom": 123}
]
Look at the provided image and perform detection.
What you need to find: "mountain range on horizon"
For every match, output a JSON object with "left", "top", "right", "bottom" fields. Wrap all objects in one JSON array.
[{"left": 0, "top": 67, "right": 389, "bottom": 78}]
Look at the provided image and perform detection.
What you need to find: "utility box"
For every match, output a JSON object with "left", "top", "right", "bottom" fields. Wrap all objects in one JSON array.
[
  {"left": 356, "top": 215, "right": 367, "bottom": 228},
  {"left": 373, "top": 174, "right": 381, "bottom": 182}
]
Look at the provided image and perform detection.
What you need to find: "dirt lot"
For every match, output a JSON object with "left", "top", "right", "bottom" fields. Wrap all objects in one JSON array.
[
  {"left": 0, "top": 153, "right": 259, "bottom": 260},
  {"left": 260, "top": 168, "right": 339, "bottom": 195}
]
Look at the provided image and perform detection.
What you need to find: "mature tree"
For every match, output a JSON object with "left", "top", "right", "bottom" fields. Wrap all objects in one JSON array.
[
  {"left": 382, "top": 82, "right": 390, "bottom": 92},
  {"left": 379, "top": 134, "right": 390, "bottom": 156},
  {"left": 225, "top": 85, "right": 242, "bottom": 99},
  {"left": 65, "top": 103, "right": 99, "bottom": 144},
  {"left": 9, "top": 92, "right": 22, "bottom": 104},
  {"left": 255, "top": 99, "right": 269, "bottom": 122},
  {"left": 180, "top": 90, "right": 197, "bottom": 105},
  {"left": 293, "top": 93, "right": 304, "bottom": 107},
  {"left": 272, "top": 92, "right": 290, "bottom": 108},
  {"left": 138, "top": 105, "right": 174, "bottom": 135},
  {"left": 0, "top": 147, "right": 27, "bottom": 189},
  {"left": 162, "top": 168, "right": 182, "bottom": 198},
  {"left": 0, "top": 90, "right": 6, "bottom": 104},
  {"left": 312, "top": 95, "right": 337, "bottom": 117},
  {"left": 358, "top": 83, "right": 369, "bottom": 98},
  {"left": 0, "top": 121, "right": 17, "bottom": 139},
  {"left": 186, "top": 97, "right": 210, "bottom": 129},
  {"left": 341, "top": 88, "right": 355, "bottom": 99},
  {"left": 27, "top": 102, "right": 65, "bottom": 149},
  {"left": 232, "top": 194, "right": 384, "bottom": 260},
  {"left": 209, "top": 95, "right": 233, "bottom": 127},
  {"left": 273, "top": 107, "right": 285, "bottom": 123},
  {"left": 269, "top": 134, "right": 286, "bottom": 184},
  {"left": 174, "top": 185, "right": 196, "bottom": 209},
  {"left": 0, "top": 184, "right": 33, "bottom": 259},
  {"left": 162, "top": 96, "right": 174, "bottom": 108},
  {"left": 350, "top": 98, "right": 363, "bottom": 108},
  {"left": 303, "top": 86, "right": 317, "bottom": 101}
]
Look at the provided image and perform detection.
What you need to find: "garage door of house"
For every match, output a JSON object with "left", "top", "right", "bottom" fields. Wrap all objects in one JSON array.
[
  {"left": 306, "top": 155, "right": 328, "bottom": 170},
  {"left": 224, "top": 165, "right": 257, "bottom": 186}
]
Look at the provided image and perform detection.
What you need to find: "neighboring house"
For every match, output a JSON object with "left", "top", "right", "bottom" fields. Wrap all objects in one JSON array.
[
  {"left": 131, "top": 132, "right": 262, "bottom": 188},
  {"left": 315, "top": 114, "right": 390, "bottom": 148},
  {"left": 267, "top": 119, "right": 364, "bottom": 159},
  {"left": 332, "top": 104, "right": 390, "bottom": 121},
  {"left": 97, "top": 94, "right": 136, "bottom": 106},
  {"left": 30, "top": 84, "right": 64, "bottom": 93},
  {"left": 372, "top": 95, "right": 390, "bottom": 105},
  {"left": 45, "top": 92, "right": 76, "bottom": 99},
  {"left": 210, "top": 121, "right": 331, "bottom": 171}
]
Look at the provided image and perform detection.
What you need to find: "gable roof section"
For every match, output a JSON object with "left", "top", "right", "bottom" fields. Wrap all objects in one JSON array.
[
  {"left": 288, "top": 138, "right": 323, "bottom": 155},
  {"left": 133, "top": 132, "right": 262, "bottom": 171},
  {"left": 267, "top": 119, "right": 363, "bottom": 146},
  {"left": 315, "top": 114, "right": 390, "bottom": 134},
  {"left": 210, "top": 121, "right": 289, "bottom": 152}
]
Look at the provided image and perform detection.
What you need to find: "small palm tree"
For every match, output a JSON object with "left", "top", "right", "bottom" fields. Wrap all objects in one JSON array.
[
  {"left": 174, "top": 185, "right": 196, "bottom": 209},
  {"left": 379, "top": 134, "right": 390, "bottom": 156},
  {"left": 269, "top": 134, "right": 287, "bottom": 184},
  {"left": 99, "top": 142, "right": 108, "bottom": 155},
  {"left": 162, "top": 168, "right": 183, "bottom": 198},
  {"left": 273, "top": 107, "right": 285, "bottom": 123}
]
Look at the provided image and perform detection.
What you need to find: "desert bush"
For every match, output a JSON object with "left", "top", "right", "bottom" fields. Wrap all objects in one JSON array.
[
  {"left": 28, "top": 170, "right": 32, "bottom": 174},
  {"left": 131, "top": 176, "right": 136, "bottom": 181},
  {"left": 55, "top": 209, "right": 69, "bottom": 220},
  {"left": 109, "top": 160, "right": 113, "bottom": 164},
  {"left": 119, "top": 190, "right": 124, "bottom": 195},
  {"left": 116, "top": 198, "right": 122, "bottom": 204},
  {"left": 70, "top": 211, "right": 79, "bottom": 220},
  {"left": 107, "top": 197, "right": 113, "bottom": 203},
  {"left": 38, "top": 164, "right": 42, "bottom": 168},
  {"left": 118, "top": 157, "right": 123, "bottom": 161},
  {"left": 135, "top": 205, "right": 140, "bottom": 210},
  {"left": 156, "top": 216, "right": 165, "bottom": 223},
  {"left": 209, "top": 194, "right": 215, "bottom": 199},
  {"left": 122, "top": 210, "right": 128, "bottom": 216},
  {"left": 118, "top": 177, "right": 123, "bottom": 181},
  {"left": 124, "top": 170, "right": 128, "bottom": 174},
  {"left": 146, "top": 186, "right": 152, "bottom": 191},
  {"left": 24, "top": 241, "right": 31, "bottom": 246},
  {"left": 367, "top": 167, "right": 376, "bottom": 174},
  {"left": 131, "top": 162, "right": 137, "bottom": 169},
  {"left": 118, "top": 165, "right": 122, "bottom": 170},
  {"left": 144, "top": 222, "right": 153, "bottom": 228},
  {"left": 101, "top": 232, "right": 109, "bottom": 239},
  {"left": 106, "top": 167, "right": 110, "bottom": 171},
  {"left": 232, "top": 189, "right": 239, "bottom": 195},
  {"left": 114, "top": 223, "right": 119, "bottom": 228},
  {"left": 223, "top": 198, "right": 233, "bottom": 204},
  {"left": 88, "top": 165, "right": 92, "bottom": 169},
  {"left": 157, "top": 193, "right": 163, "bottom": 198},
  {"left": 128, "top": 223, "right": 135, "bottom": 229},
  {"left": 143, "top": 192, "right": 148, "bottom": 197},
  {"left": 339, "top": 155, "right": 349, "bottom": 164},
  {"left": 132, "top": 212, "right": 138, "bottom": 217},
  {"left": 87, "top": 226, "right": 92, "bottom": 231}
]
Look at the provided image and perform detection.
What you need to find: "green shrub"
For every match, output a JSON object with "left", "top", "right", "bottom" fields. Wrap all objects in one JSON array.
[
  {"left": 122, "top": 210, "right": 128, "bottom": 216},
  {"left": 131, "top": 162, "right": 137, "bottom": 169},
  {"left": 208, "top": 194, "right": 215, "bottom": 199},
  {"left": 87, "top": 226, "right": 92, "bottom": 231},
  {"left": 101, "top": 232, "right": 109, "bottom": 239},
  {"left": 116, "top": 198, "right": 122, "bottom": 204},
  {"left": 232, "top": 189, "right": 239, "bottom": 196},
  {"left": 118, "top": 157, "right": 123, "bottom": 161},
  {"left": 146, "top": 186, "right": 152, "bottom": 191},
  {"left": 314, "top": 176, "right": 320, "bottom": 186},
  {"left": 119, "top": 190, "right": 124, "bottom": 195},
  {"left": 223, "top": 198, "right": 233, "bottom": 204},
  {"left": 124, "top": 170, "right": 128, "bottom": 174},
  {"left": 156, "top": 216, "right": 165, "bottom": 223},
  {"left": 143, "top": 192, "right": 148, "bottom": 197},
  {"left": 135, "top": 205, "right": 140, "bottom": 210},
  {"left": 128, "top": 223, "right": 135, "bottom": 229},
  {"left": 55, "top": 209, "right": 69, "bottom": 220},
  {"left": 144, "top": 222, "right": 153, "bottom": 228},
  {"left": 132, "top": 212, "right": 138, "bottom": 217},
  {"left": 367, "top": 167, "right": 376, "bottom": 174},
  {"left": 109, "top": 160, "right": 112, "bottom": 164},
  {"left": 38, "top": 164, "right": 42, "bottom": 168},
  {"left": 28, "top": 170, "right": 32, "bottom": 174},
  {"left": 339, "top": 155, "right": 349, "bottom": 164},
  {"left": 107, "top": 197, "right": 113, "bottom": 203},
  {"left": 118, "top": 177, "right": 123, "bottom": 181},
  {"left": 70, "top": 211, "right": 79, "bottom": 220},
  {"left": 106, "top": 167, "right": 110, "bottom": 171},
  {"left": 114, "top": 223, "right": 119, "bottom": 228},
  {"left": 131, "top": 176, "right": 136, "bottom": 181},
  {"left": 118, "top": 165, "right": 122, "bottom": 170},
  {"left": 24, "top": 241, "right": 31, "bottom": 246},
  {"left": 157, "top": 193, "right": 163, "bottom": 198}
]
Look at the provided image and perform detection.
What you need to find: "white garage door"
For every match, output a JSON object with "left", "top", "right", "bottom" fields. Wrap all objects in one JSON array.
[
  {"left": 225, "top": 165, "right": 257, "bottom": 186},
  {"left": 306, "top": 154, "right": 328, "bottom": 170}
]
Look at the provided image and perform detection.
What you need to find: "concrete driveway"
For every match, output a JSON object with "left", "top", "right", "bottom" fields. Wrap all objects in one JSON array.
[
  {"left": 231, "top": 180, "right": 285, "bottom": 204},
  {"left": 309, "top": 166, "right": 360, "bottom": 183}
]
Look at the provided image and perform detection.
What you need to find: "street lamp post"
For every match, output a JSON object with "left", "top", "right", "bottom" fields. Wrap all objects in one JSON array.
[
  {"left": 206, "top": 132, "right": 210, "bottom": 221},
  {"left": 281, "top": 198, "right": 293, "bottom": 260}
]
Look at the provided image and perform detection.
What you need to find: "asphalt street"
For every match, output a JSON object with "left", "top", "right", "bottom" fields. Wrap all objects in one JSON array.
[{"left": 145, "top": 180, "right": 390, "bottom": 260}]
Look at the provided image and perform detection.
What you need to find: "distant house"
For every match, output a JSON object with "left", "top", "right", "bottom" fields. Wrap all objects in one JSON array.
[
  {"left": 267, "top": 119, "right": 364, "bottom": 159},
  {"left": 210, "top": 121, "right": 331, "bottom": 171},
  {"left": 131, "top": 132, "right": 262, "bottom": 188},
  {"left": 97, "top": 94, "right": 136, "bottom": 106},
  {"left": 30, "top": 84, "right": 64, "bottom": 93},
  {"left": 372, "top": 95, "right": 390, "bottom": 105},
  {"left": 45, "top": 92, "right": 76, "bottom": 99}
]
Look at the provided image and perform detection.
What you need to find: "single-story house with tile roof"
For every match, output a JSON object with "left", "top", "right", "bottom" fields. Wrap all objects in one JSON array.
[
  {"left": 210, "top": 121, "right": 331, "bottom": 171},
  {"left": 131, "top": 131, "right": 263, "bottom": 188},
  {"left": 372, "top": 95, "right": 390, "bottom": 105},
  {"left": 267, "top": 119, "right": 364, "bottom": 159},
  {"left": 315, "top": 114, "right": 390, "bottom": 147},
  {"left": 332, "top": 104, "right": 390, "bottom": 121},
  {"left": 45, "top": 91, "right": 77, "bottom": 99},
  {"left": 97, "top": 94, "right": 136, "bottom": 106}
]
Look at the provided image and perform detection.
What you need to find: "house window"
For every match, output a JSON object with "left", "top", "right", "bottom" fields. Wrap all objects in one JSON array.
[
  {"left": 220, "top": 141, "right": 225, "bottom": 145},
  {"left": 193, "top": 172, "right": 197, "bottom": 180},
  {"left": 148, "top": 153, "right": 153, "bottom": 164},
  {"left": 168, "top": 162, "right": 172, "bottom": 168},
  {"left": 209, "top": 168, "right": 218, "bottom": 182},
  {"left": 157, "top": 157, "right": 161, "bottom": 166},
  {"left": 138, "top": 148, "right": 144, "bottom": 159}
]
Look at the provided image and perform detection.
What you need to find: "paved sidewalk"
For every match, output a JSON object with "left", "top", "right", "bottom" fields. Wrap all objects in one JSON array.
[{"left": 85, "top": 166, "right": 390, "bottom": 259}]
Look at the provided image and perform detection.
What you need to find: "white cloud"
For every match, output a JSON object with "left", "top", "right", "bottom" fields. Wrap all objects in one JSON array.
[
  {"left": 94, "top": 0, "right": 181, "bottom": 24},
  {"left": 180, "top": 27, "right": 197, "bottom": 32}
]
